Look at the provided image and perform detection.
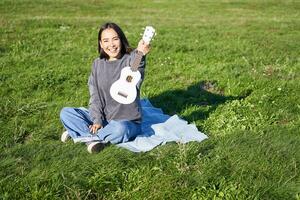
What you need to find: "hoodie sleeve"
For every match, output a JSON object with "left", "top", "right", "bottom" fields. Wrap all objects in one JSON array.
[{"left": 88, "top": 59, "right": 104, "bottom": 126}]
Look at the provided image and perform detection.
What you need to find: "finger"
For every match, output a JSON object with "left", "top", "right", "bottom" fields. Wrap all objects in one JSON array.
[
  {"left": 91, "top": 126, "right": 96, "bottom": 133},
  {"left": 94, "top": 126, "right": 99, "bottom": 134}
]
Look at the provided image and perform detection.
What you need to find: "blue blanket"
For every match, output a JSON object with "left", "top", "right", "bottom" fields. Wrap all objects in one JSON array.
[
  {"left": 73, "top": 99, "right": 208, "bottom": 152},
  {"left": 117, "top": 99, "right": 208, "bottom": 152}
]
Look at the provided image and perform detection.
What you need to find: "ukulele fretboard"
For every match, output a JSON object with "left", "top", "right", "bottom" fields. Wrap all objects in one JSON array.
[{"left": 131, "top": 51, "right": 144, "bottom": 71}]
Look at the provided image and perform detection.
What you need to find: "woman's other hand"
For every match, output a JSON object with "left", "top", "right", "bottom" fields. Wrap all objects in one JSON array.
[
  {"left": 137, "top": 39, "right": 151, "bottom": 55},
  {"left": 89, "top": 124, "right": 102, "bottom": 134}
]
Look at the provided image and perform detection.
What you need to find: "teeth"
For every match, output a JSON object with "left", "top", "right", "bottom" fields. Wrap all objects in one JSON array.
[{"left": 110, "top": 49, "right": 117, "bottom": 53}]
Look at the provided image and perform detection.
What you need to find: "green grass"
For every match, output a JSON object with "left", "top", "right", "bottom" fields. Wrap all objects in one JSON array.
[{"left": 1, "top": 0, "right": 299, "bottom": 199}]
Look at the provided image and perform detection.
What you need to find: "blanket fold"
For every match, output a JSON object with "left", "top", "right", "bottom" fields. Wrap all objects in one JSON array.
[{"left": 117, "top": 99, "right": 208, "bottom": 152}]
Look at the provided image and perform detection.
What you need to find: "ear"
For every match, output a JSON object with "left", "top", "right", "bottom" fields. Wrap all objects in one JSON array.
[{"left": 99, "top": 40, "right": 102, "bottom": 48}]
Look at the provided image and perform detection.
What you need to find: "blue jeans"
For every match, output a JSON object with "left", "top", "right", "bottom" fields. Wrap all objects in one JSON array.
[{"left": 60, "top": 107, "right": 141, "bottom": 144}]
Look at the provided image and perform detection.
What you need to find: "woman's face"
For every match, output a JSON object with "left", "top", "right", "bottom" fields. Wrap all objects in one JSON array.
[{"left": 100, "top": 28, "right": 121, "bottom": 60}]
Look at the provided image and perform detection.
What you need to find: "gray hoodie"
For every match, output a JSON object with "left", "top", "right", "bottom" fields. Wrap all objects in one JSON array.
[{"left": 88, "top": 50, "right": 146, "bottom": 126}]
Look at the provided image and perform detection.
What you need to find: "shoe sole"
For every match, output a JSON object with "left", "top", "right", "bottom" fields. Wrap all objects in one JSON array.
[
  {"left": 61, "top": 131, "right": 70, "bottom": 143},
  {"left": 87, "top": 142, "right": 105, "bottom": 154}
]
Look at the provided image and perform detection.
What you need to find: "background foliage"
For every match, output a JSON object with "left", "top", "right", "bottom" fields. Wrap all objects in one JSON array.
[{"left": 0, "top": 0, "right": 299, "bottom": 199}]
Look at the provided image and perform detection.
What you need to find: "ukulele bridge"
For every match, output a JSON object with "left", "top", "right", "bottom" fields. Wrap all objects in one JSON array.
[{"left": 118, "top": 91, "right": 128, "bottom": 98}]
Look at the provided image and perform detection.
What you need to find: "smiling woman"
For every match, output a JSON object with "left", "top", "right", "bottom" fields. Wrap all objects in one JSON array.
[
  {"left": 100, "top": 28, "right": 122, "bottom": 60},
  {"left": 59, "top": 22, "right": 151, "bottom": 153},
  {"left": 98, "top": 23, "right": 133, "bottom": 60}
]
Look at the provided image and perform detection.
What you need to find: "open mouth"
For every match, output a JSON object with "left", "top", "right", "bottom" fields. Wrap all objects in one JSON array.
[{"left": 109, "top": 48, "right": 118, "bottom": 54}]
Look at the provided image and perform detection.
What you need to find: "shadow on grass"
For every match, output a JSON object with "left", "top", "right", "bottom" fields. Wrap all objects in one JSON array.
[{"left": 149, "top": 80, "right": 252, "bottom": 122}]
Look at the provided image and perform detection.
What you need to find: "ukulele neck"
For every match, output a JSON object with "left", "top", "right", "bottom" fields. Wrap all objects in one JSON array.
[{"left": 131, "top": 50, "right": 144, "bottom": 71}]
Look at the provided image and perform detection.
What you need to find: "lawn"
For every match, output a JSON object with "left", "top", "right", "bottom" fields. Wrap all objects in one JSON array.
[{"left": 0, "top": 0, "right": 299, "bottom": 199}]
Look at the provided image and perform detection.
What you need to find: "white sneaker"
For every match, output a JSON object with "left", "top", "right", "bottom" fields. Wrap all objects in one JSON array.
[
  {"left": 61, "top": 131, "right": 70, "bottom": 143},
  {"left": 87, "top": 142, "right": 105, "bottom": 154}
]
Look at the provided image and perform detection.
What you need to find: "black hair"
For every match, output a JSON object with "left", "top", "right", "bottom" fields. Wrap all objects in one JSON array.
[{"left": 98, "top": 22, "right": 132, "bottom": 59}]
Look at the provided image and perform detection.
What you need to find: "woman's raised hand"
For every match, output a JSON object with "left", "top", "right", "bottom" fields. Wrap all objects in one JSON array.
[{"left": 137, "top": 39, "right": 151, "bottom": 55}]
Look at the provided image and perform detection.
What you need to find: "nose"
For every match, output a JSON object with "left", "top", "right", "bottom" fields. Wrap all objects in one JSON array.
[{"left": 109, "top": 40, "right": 115, "bottom": 47}]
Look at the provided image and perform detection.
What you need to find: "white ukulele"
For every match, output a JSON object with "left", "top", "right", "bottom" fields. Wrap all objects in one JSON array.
[{"left": 110, "top": 26, "right": 156, "bottom": 104}]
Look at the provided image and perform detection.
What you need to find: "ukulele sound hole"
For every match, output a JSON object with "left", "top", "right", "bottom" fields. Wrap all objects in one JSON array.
[{"left": 126, "top": 76, "right": 133, "bottom": 83}]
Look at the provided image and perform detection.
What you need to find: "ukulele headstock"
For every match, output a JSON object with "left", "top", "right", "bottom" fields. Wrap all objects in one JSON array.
[{"left": 142, "top": 26, "right": 156, "bottom": 44}]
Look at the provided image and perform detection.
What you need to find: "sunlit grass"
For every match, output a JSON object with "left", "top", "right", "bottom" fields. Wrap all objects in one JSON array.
[{"left": 0, "top": 0, "right": 299, "bottom": 199}]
